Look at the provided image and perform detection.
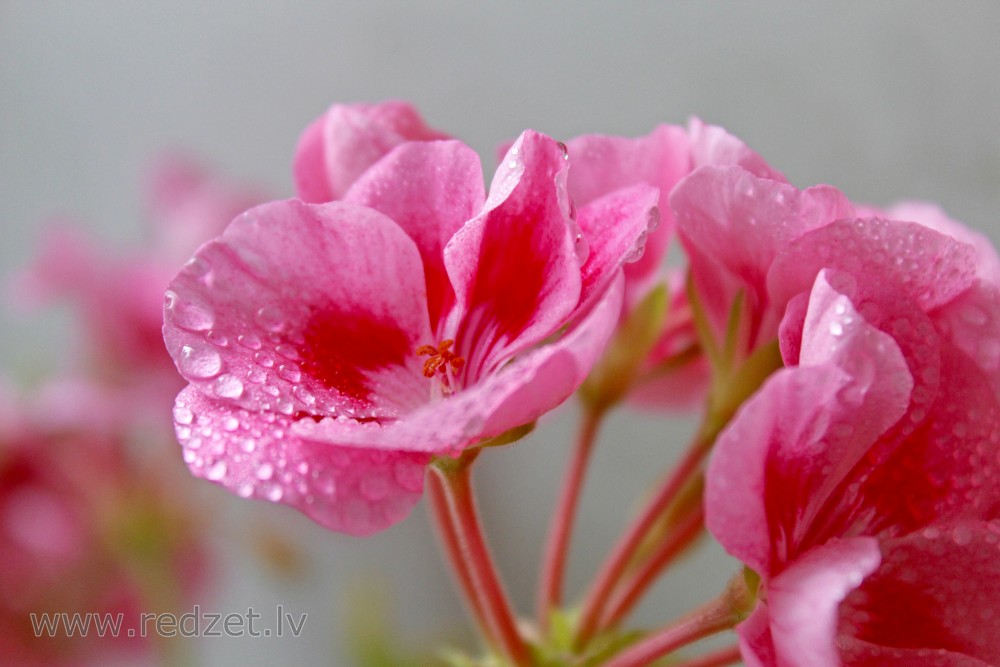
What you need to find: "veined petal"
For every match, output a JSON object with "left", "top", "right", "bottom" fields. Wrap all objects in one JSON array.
[
  {"left": 293, "top": 101, "right": 448, "bottom": 203},
  {"left": 292, "top": 276, "right": 623, "bottom": 455},
  {"left": 172, "top": 387, "right": 429, "bottom": 536},
  {"left": 164, "top": 199, "right": 432, "bottom": 419},
  {"left": 766, "top": 538, "right": 881, "bottom": 667},
  {"left": 344, "top": 140, "right": 486, "bottom": 331},
  {"left": 839, "top": 521, "right": 1000, "bottom": 666},
  {"left": 574, "top": 183, "right": 660, "bottom": 315},
  {"left": 444, "top": 131, "right": 582, "bottom": 380},
  {"left": 769, "top": 218, "right": 978, "bottom": 314}
]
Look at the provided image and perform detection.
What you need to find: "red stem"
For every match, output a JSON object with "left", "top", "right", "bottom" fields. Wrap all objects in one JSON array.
[
  {"left": 574, "top": 435, "right": 709, "bottom": 649},
  {"left": 426, "top": 470, "right": 496, "bottom": 648},
  {"left": 430, "top": 458, "right": 531, "bottom": 666},
  {"left": 537, "top": 408, "right": 604, "bottom": 629},
  {"left": 673, "top": 645, "right": 743, "bottom": 667},
  {"left": 603, "top": 592, "right": 739, "bottom": 667},
  {"left": 599, "top": 503, "right": 706, "bottom": 631}
]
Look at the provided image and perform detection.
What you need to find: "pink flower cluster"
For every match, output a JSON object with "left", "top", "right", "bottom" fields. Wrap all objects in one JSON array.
[{"left": 163, "top": 101, "right": 1000, "bottom": 665}]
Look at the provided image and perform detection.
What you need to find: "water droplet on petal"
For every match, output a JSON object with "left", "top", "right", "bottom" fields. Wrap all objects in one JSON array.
[
  {"left": 247, "top": 367, "right": 267, "bottom": 384},
  {"left": 256, "top": 306, "right": 286, "bottom": 333},
  {"left": 276, "top": 344, "right": 300, "bottom": 361},
  {"left": 214, "top": 374, "right": 244, "bottom": 399},
  {"left": 278, "top": 364, "right": 301, "bottom": 383},
  {"left": 179, "top": 345, "right": 222, "bottom": 379},
  {"left": 173, "top": 405, "right": 194, "bottom": 425},
  {"left": 256, "top": 463, "right": 274, "bottom": 480},
  {"left": 255, "top": 352, "right": 274, "bottom": 368},
  {"left": 263, "top": 483, "right": 283, "bottom": 502},
  {"left": 206, "top": 330, "right": 229, "bottom": 347},
  {"left": 830, "top": 321, "right": 844, "bottom": 336},
  {"left": 206, "top": 460, "right": 228, "bottom": 481},
  {"left": 238, "top": 333, "right": 262, "bottom": 350},
  {"left": 222, "top": 415, "right": 240, "bottom": 432},
  {"left": 165, "top": 290, "right": 214, "bottom": 331}
]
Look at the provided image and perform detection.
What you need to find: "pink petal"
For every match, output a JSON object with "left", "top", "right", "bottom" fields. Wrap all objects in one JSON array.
[
  {"left": 673, "top": 165, "right": 852, "bottom": 334},
  {"left": 768, "top": 218, "right": 978, "bottom": 314},
  {"left": 293, "top": 101, "right": 448, "bottom": 203},
  {"left": 736, "top": 604, "right": 777, "bottom": 667},
  {"left": 444, "top": 131, "right": 583, "bottom": 379},
  {"left": 293, "top": 276, "right": 623, "bottom": 455},
  {"left": 173, "top": 387, "right": 429, "bottom": 536},
  {"left": 707, "top": 274, "right": 912, "bottom": 573},
  {"left": 564, "top": 125, "right": 690, "bottom": 285},
  {"left": 164, "top": 199, "right": 432, "bottom": 419},
  {"left": 884, "top": 201, "right": 1000, "bottom": 285},
  {"left": 932, "top": 281, "right": 1000, "bottom": 400},
  {"left": 343, "top": 140, "right": 486, "bottom": 331},
  {"left": 687, "top": 117, "right": 786, "bottom": 182},
  {"left": 574, "top": 183, "right": 660, "bottom": 315},
  {"left": 839, "top": 521, "right": 1000, "bottom": 665},
  {"left": 766, "top": 538, "right": 882, "bottom": 667}
]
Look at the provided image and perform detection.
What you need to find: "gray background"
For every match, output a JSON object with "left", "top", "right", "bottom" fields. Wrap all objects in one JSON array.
[{"left": 3, "top": 2, "right": 1000, "bottom": 665}]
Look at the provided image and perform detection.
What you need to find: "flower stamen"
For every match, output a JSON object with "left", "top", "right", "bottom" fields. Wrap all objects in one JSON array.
[{"left": 417, "top": 340, "right": 466, "bottom": 394}]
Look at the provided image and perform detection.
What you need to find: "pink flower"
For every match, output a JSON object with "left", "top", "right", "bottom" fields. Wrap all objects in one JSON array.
[
  {"left": 13, "top": 156, "right": 263, "bottom": 408},
  {"left": 165, "top": 128, "right": 657, "bottom": 535},
  {"left": 0, "top": 380, "right": 207, "bottom": 665},
  {"left": 705, "top": 214, "right": 1000, "bottom": 665}
]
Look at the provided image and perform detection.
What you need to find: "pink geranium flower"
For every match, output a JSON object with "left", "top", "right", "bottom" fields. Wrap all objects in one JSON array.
[
  {"left": 165, "top": 128, "right": 657, "bottom": 535},
  {"left": 705, "top": 213, "right": 1000, "bottom": 665}
]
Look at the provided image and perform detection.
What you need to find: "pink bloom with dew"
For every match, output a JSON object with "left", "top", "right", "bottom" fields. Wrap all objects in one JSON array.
[
  {"left": 165, "top": 122, "right": 657, "bottom": 536},
  {"left": 706, "top": 214, "right": 1000, "bottom": 665}
]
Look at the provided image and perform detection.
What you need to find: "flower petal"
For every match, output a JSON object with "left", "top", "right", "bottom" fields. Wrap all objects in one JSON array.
[
  {"left": 707, "top": 273, "right": 911, "bottom": 572},
  {"left": 766, "top": 538, "right": 882, "bottom": 667},
  {"left": 565, "top": 125, "right": 690, "bottom": 286},
  {"left": 164, "top": 199, "right": 432, "bottom": 419},
  {"left": 839, "top": 521, "right": 1000, "bottom": 665},
  {"left": 173, "top": 387, "right": 429, "bottom": 536},
  {"left": 574, "top": 183, "right": 660, "bottom": 314},
  {"left": 293, "top": 101, "right": 448, "bottom": 203},
  {"left": 444, "top": 131, "right": 583, "bottom": 379},
  {"left": 687, "top": 117, "right": 787, "bottom": 183},
  {"left": 768, "top": 218, "right": 978, "bottom": 314},
  {"left": 932, "top": 281, "right": 1000, "bottom": 400},
  {"left": 673, "top": 165, "right": 852, "bottom": 334},
  {"left": 343, "top": 140, "right": 486, "bottom": 331},
  {"left": 293, "top": 276, "right": 623, "bottom": 455}
]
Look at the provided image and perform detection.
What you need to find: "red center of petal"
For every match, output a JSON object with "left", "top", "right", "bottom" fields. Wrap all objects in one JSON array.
[
  {"left": 416, "top": 339, "right": 465, "bottom": 394},
  {"left": 298, "top": 308, "right": 412, "bottom": 404}
]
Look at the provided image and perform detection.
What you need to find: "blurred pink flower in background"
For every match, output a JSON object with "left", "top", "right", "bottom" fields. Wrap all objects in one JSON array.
[{"left": 0, "top": 379, "right": 207, "bottom": 666}]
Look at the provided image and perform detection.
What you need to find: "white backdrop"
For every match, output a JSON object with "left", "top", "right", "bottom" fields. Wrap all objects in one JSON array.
[{"left": 3, "top": 3, "right": 1000, "bottom": 665}]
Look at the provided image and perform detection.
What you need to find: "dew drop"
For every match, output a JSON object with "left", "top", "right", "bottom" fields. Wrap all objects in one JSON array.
[
  {"left": 206, "top": 330, "right": 229, "bottom": 347},
  {"left": 247, "top": 366, "right": 267, "bottom": 384},
  {"left": 293, "top": 385, "right": 315, "bottom": 406},
  {"left": 165, "top": 290, "right": 214, "bottom": 331},
  {"left": 206, "top": 460, "right": 228, "bottom": 481},
  {"left": 236, "top": 482, "right": 254, "bottom": 498},
  {"left": 179, "top": 344, "right": 222, "bottom": 379},
  {"left": 255, "top": 352, "right": 274, "bottom": 368},
  {"left": 276, "top": 344, "right": 300, "bottom": 361},
  {"left": 556, "top": 140, "right": 569, "bottom": 160},
  {"left": 214, "top": 374, "right": 245, "bottom": 399},
  {"left": 361, "top": 473, "right": 390, "bottom": 501},
  {"left": 256, "top": 463, "right": 274, "bottom": 480},
  {"left": 829, "top": 321, "right": 844, "bottom": 336},
  {"left": 173, "top": 405, "right": 194, "bottom": 425},
  {"left": 263, "top": 483, "right": 283, "bottom": 502},
  {"left": 222, "top": 415, "right": 240, "bottom": 432},
  {"left": 240, "top": 438, "right": 256, "bottom": 453},
  {"left": 238, "top": 333, "right": 262, "bottom": 350},
  {"left": 256, "top": 305, "right": 286, "bottom": 333},
  {"left": 278, "top": 364, "right": 301, "bottom": 383}
]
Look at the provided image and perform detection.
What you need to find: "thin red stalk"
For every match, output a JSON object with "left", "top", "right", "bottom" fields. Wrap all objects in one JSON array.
[
  {"left": 603, "top": 594, "right": 738, "bottom": 667},
  {"left": 537, "top": 408, "right": 604, "bottom": 629},
  {"left": 574, "top": 435, "right": 709, "bottom": 649},
  {"left": 426, "top": 471, "right": 495, "bottom": 648},
  {"left": 431, "top": 461, "right": 531, "bottom": 666},
  {"left": 673, "top": 645, "right": 743, "bottom": 667},
  {"left": 599, "top": 503, "right": 706, "bottom": 631}
]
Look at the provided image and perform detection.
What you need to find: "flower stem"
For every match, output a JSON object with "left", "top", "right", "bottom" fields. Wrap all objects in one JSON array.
[
  {"left": 426, "top": 470, "right": 496, "bottom": 649},
  {"left": 574, "top": 430, "right": 710, "bottom": 649},
  {"left": 430, "top": 452, "right": 531, "bottom": 666},
  {"left": 537, "top": 407, "right": 605, "bottom": 630},
  {"left": 672, "top": 645, "right": 743, "bottom": 667},
  {"left": 603, "top": 573, "right": 752, "bottom": 667},
  {"left": 598, "top": 502, "right": 705, "bottom": 631}
]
